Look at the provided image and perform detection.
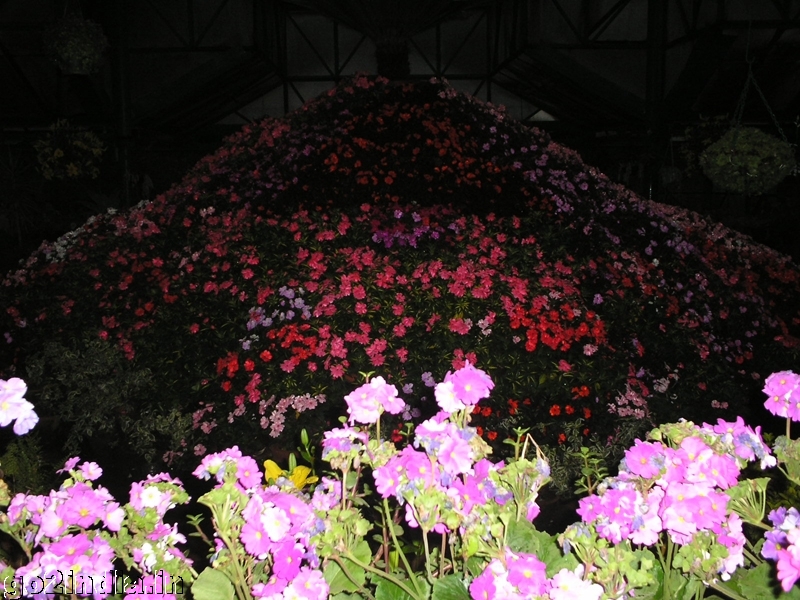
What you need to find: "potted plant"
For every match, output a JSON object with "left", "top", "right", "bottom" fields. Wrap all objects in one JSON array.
[
  {"left": 699, "top": 126, "right": 796, "bottom": 195},
  {"left": 43, "top": 14, "right": 109, "bottom": 75}
]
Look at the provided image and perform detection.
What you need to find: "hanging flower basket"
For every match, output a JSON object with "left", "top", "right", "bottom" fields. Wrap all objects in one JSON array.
[
  {"left": 699, "top": 126, "right": 796, "bottom": 195},
  {"left": 43, "top": 15, "right": 109, "bottom": 75},
  {"left": 33, "top": 119, "right": 106, "bottom": 181}
]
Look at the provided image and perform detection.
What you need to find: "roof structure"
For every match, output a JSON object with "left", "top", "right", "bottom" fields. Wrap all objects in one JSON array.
[{"left": 2, "top": 0, "right": 800, "bottom": 259}]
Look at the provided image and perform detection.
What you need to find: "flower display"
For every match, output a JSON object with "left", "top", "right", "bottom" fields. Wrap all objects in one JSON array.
[
  {"left": 0, "top": 369, "right": 799, "bottom": 599},
  {"left": 2, "top": 75, "right": 800, "bottom": 479}
]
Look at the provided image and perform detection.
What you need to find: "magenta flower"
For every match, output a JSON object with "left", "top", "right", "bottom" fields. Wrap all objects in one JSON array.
[
  {"left": 284, "top": 568, "right": 328, "bottom": 600},
  {"left": 763, "top": 370, "right": 800, "bottom": 399},
  {"left": 469, "top": 565, "right": 497, "bottom": 600},
  {"left": 506, "top": 551, "right": 547, "bottom": 596},
  {"left": 443, "top": 361, "right": 494, "bottom": 407},
  {"left": 623, "top": 439, "right": 665, "bottom": 479},
  {"left": 60, "top": 482, "right": 106, "bottom": 528},
  {"left": 252, "top": 575, "right": 288, "bottom": 599},
  {"left": 0, "top": 377, "right": 38, "bottom": 434},
  {"left": 235, "top": 456, "right": 262, "bottom": 489},
  {"left": 776, "top": 546, "right": 800, "bottom": 593},
  {"left": 271, "top": 540, "right": 304, "bottom": 581},
  {"left": 241, "top": 519, "right": 272, "bottom": 558},
  {"left": 344, "top": 376, "right": 402, "bottom": 424},
  {"left": 436, "top": 434, "right": 474, "bottom": 477}
]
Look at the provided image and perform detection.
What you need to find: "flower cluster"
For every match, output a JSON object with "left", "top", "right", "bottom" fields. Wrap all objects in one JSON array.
[
  {"left": 4, "top": 370, "right": 800, "bottom": 598},
  {"left": 3, "top": 75, "right": 800, "bottom": 478},
  {"left": 192, "top": 447, "right": 328, "bottom": 600},
  {"left": 763, "top": 507, "right": 800, "bottom": 592},
  {"left": 763, "top": 370, "right": 800, "bottom": 419},
  {"left": 0, "top": 376, "right": 37, "bottom": 435},
  {"left": 2, "top": 458, "right": 192, "bottom": 599},
  {"left": 566, "top": 417, "right": 776, "bottom": 596}
]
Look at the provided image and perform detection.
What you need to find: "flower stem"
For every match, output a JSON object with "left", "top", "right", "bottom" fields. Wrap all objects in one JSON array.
[
  {"left": 331, "top": 555, "right": 377, "bottom": 600},
  {"left": 382, "top": 499, "right": 424, "bottom": 596},
  {"left": 709, "top": 580, "right": 749, "bottom": 600},
  {"left": 343, "top": 551, "right": 422, "bottom": 600}
]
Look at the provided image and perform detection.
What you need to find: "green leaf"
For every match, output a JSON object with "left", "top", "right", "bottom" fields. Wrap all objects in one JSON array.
[
  {"left": 191, "top": 567, "right": 235, "bottom": 600},
  {"left": 432, "top": 574, "right": 470, "bottom": 600},
  {"left": 325, "top": 541, "right": 373, "bottom": 595},
  {"left": 375, "top": 578, "right": 415, "bottom": 600},
  {"left": 727, "top": 562, "right": 800, "bottom": 600},
  {"left": 506, "top": 518, "right": 538, "bottom": 554},
  {"left": 324, "top": 557, "right": 367, "bottom": 595}
]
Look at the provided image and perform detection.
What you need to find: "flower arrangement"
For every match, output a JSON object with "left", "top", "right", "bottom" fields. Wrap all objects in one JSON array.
[
  {"left": 699, "top": 126, "right": 796, "bottom": 195},
  {"left": 43, "top": 15, "right": 109, "bottom": 75},
  {"left": 2, "top": 367, "right": 800, "bottom": 599},
  {"left": 3, "top": 76, "right": 800, "bottom": 483},
  {"left": 33, "top": 119, "right": 106, "bottom": 181}
]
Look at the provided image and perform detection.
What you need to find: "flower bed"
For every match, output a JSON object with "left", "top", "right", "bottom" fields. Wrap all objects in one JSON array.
[
  {"left": 1, "top": 368, "right": 800, "bottom": 599},
  {"left": 1, "top": 76, "right": 800, "bottom": 480}
]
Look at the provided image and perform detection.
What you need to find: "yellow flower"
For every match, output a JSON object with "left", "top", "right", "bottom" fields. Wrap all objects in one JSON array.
[
  {"left": 288, "top": 465, "right": 318, "bottom": 489},
  {"left": 263, "top": 459, "right": 283, "bottom": 482},
  {"left": 53, "top": 148, "right": 64, "bottom": 158},
  {"left": 263, "top": 460, "right": 318, "bottom": 489}
]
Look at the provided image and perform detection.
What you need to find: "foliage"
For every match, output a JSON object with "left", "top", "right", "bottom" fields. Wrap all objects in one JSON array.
[
  {"left": 2, "top": 76, "right": 800, "bottom": 484},
  {"left": 33, "top": 119, "right": 106, "bottom": 181},
  {"left": 43, "top": 15, "right": 109, "bottom": 75},
  {"left": 699, "top": 126, "right": 796, "bottom": 196}
]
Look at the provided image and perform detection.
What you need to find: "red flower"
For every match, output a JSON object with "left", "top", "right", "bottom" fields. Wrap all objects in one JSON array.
[
  {"left": 558, "top": 433, "right": 567, "bottom": 444},
  {"left": 549, "top": 404, "right": 561, "bottom": 416},
  {"left": 507, "top": 399, "right": 518, "bottom": 415},
  {"left": 583, "top": 407, "right": 592, "bottom": 419},
  {"left": 481, "top": 406, "right": 492, "bottom": 417},
  {"left": 487, "top": 431, "right": 498, "bottom": 441},
  {"left": 244, "top": 359, "right": 255, "bottom": 372},
  {"left": 565, "top": 405, "right": 575, "bottom": 415},
  {"left": 221, "top": 381, "right": 232, "bottom": 392},
  {"left": 259, "top": 350, "right": 273, "bottom": 362}
]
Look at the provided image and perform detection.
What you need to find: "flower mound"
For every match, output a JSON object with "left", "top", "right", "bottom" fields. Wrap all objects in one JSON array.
[{"left": 2, "top": 75, "right": 800, "bottom": 472}]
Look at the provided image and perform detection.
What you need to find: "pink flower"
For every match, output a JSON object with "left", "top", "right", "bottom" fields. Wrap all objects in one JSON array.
[
  {"left": 623, "top": 440, "right": 665, "bottom": 480},
  {"left": 506, "top": 552, "right": 547, "bottom": 596},
  {"left": 344, "top": 376, "right": 403, "bottom": 424},
  {"left": 235, "top": 456, "right": 262, "bottom": 489},
  {"left": 547, "top": 566, "right": 603, "bottom": 600},
  {"left": 443, "top": 361, "right": 494, "bottom": 407},
  {"left": 435, "top": 380, "right": 464, "bottom": 413},
  {"left": 271, "top": 540, "right": 304, "bottom": 581},
  {"left": 436, "top": 434, "right": 474, "bottom": 477},
  {"left": 284, "top": 568, "right": 328, "bottom": 600}
]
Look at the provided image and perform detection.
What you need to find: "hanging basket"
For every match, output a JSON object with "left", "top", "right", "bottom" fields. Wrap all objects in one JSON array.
[
  {"left": 699, "top": 126, "right": 796, "bottom": 195},
  {"left": 43, "top": 15, "right": 109, "bottom": 75}
]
